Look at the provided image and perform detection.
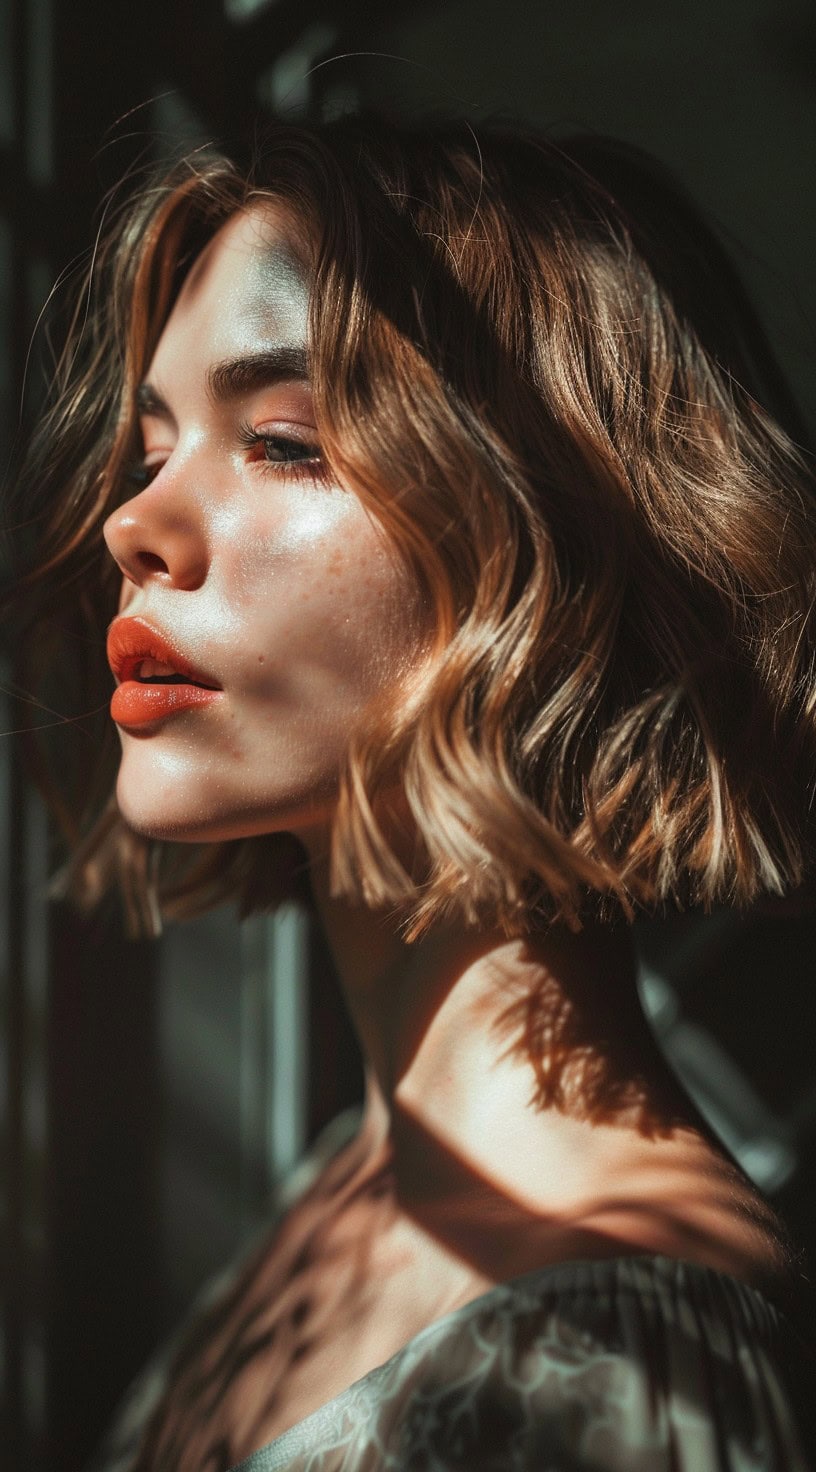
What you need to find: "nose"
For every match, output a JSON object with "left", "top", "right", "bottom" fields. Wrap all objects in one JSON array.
[{"left": 103, "top": 473, "right": 208, "bottom": 592}]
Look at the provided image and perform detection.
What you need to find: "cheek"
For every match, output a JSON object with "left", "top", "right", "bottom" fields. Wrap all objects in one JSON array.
[{"left": 213, "top": 493, "right": 424, "bottom": 710}]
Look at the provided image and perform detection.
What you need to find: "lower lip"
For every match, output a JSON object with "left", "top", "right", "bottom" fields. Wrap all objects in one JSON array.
[{"left": 110, "top": 681, "right": 222, "bottom": 728}]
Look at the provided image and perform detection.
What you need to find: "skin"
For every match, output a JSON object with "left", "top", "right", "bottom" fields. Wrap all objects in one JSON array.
[
  {"left": 106, "top": 207, "right": 424, "bottom": 845},
  {"left": 104, "top": 206, "right": 791, "bottom": 1460}
]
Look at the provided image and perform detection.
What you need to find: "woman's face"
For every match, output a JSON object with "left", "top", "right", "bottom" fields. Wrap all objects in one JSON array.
[{"left": 104, "top": 205, "right": 423, "bottom": 845}]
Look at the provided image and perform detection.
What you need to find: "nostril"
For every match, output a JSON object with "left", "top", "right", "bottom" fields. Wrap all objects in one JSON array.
[{"left": 138, "top": 552, "right": 170, "bottom": 575}]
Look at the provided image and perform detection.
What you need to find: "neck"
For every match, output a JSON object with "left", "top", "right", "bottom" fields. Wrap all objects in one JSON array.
[{"left": 306, "top": 855, "right": 700, "bottom": 1219}]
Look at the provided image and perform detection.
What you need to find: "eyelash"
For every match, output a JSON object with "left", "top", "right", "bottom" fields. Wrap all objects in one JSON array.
[
  {"left": 235, "top": 422, "right": 327, "bottom": 484},
  {"left": 125, "top": 425, "right": 327, "bottom": 489}
]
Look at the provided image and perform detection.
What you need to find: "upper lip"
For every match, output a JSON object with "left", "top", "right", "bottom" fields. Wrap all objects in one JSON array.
[{"left": 106, "top": 616, "right": 221, "bottom": 688}]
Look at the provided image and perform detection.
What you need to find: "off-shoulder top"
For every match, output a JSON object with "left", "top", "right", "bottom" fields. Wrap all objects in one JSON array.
[
  {"left": 225, "top": 1251, "right": 815, "bottom": 1472},
  {"left": 89, "top": 1117, "right": 816, "bottom": 1472}
]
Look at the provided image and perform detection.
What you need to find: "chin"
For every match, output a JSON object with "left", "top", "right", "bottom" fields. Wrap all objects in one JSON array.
[
  {"left": 115, "top": 770, "right": 336, "bottom": 847},
  {"left": 115, "top": 791, "right": 216, "bottom": 844}
]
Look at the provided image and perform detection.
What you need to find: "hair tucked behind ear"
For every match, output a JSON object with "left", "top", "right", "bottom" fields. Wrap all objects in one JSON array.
[{"left": 7, "top": 114, "right": 816, "bottom": 936}]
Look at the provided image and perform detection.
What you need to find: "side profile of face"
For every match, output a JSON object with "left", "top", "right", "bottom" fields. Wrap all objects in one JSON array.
[{"left": 104, "top": 205, "right": 424, "bottom": 845}]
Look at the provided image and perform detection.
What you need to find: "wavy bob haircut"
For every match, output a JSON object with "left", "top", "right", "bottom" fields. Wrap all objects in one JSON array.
[{"left": 9, "top": 112, "right": 816, "bottom": 936}]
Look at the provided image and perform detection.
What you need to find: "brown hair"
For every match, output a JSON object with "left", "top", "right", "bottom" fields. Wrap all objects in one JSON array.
[{"left": 8, "top": 113, "right": 816, "bottom": 936}]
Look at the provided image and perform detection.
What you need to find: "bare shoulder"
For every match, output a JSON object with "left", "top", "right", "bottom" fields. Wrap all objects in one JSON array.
[
  {"left": 132, "top": 1121, "right": 385, "bottom": 1469},
  {"left": 578, "top": 1125, "right": 805, "bottom": 1306}
]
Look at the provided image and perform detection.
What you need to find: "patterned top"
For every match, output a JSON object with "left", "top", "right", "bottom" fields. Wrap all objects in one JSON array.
[
  {"left": 89, "top": 1117, "right": 816, "bottom": 1472},
  {"left": 228, "top": 1253, "right": 815, "bottom": 1472}
]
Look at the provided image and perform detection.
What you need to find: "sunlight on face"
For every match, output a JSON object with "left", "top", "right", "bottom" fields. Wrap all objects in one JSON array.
[{"left": 103, "top": 205, "right": 424, "bottom": 844}]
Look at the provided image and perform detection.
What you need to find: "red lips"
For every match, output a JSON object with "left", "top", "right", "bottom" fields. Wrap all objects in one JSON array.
[{"left": 107, "top": 616, "right": 222, "bottom": 728}]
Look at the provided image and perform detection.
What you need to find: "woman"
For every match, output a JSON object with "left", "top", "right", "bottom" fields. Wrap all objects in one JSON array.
[{"left": 10, "top": 113, "right": 816, "bottom": 1469}]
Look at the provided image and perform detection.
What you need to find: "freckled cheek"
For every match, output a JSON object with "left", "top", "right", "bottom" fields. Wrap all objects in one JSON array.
[{"left": 213, "top": 501, "right": 417, "bottom": 695}]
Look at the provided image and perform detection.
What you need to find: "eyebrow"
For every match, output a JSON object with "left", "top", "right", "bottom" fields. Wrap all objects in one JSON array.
[{"left": 136, "top": 345, "right": 311, "bottom": 419}]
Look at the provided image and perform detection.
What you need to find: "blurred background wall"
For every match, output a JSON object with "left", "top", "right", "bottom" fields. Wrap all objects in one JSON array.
[{"left": 1, "top": 1, "right": 815, "bottom": 1468}]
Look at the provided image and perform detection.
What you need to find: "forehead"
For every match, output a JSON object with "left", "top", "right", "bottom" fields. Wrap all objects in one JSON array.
[{"left": 150, "top": 203, "right": 311, "bottom": 374}]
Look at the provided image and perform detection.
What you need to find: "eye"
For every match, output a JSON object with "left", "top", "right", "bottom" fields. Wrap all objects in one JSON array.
[
  {"left": 124, "top": 453, "right": 166, "bottom": 489},
  {"left": 259, "top": 434, "right": 321, "bottom": 465},
  {"left": 237, "top": 421, "right": 326, "bottom": 482}
]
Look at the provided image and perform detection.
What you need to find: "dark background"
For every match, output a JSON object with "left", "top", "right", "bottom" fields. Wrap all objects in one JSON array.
[{"left": 2, "top": 2, "right": 816, "bottom": 1469}]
